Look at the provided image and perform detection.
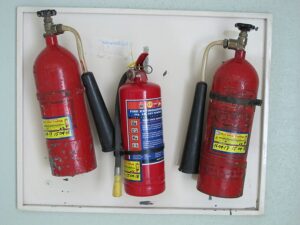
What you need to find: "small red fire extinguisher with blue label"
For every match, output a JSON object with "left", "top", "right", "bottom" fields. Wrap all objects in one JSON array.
[{"left": 113, "top": 48, "right": 165, "bottom": 197}]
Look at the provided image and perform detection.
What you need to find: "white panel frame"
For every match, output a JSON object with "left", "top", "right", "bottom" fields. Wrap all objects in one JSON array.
[{"left": 16, "top": 7, "right": 272, "bottom": 215}]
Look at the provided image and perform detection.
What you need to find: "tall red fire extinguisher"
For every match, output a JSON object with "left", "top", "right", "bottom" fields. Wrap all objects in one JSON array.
[
  {"left": 34, "top": 10, "right": 114, "bottom": 176},
  {"left": 179, "top": 23, "right": 262, "bottom": 198},
  {"left": 112, "top": 49, "right": 165, "bottom": 197}
]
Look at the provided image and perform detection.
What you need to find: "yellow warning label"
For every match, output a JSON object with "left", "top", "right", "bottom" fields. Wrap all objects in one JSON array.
[
  {"left": 124, "top": 160, "right": 141, "bottom": 181},
  {"left": 212, "top": 129, "right": 248, "bottom": 154},
  {"left": 42, "top": 116, "right": 73, "bottom": 139}
]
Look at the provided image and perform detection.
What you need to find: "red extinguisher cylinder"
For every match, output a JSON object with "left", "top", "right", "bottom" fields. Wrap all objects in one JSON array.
[
  {"left": 119, "top": 71, "right": 165, "bottom": 196},
  {"left": 197, "top": 50, "right": 259, "bottom": 197},
  {"left": 34, "top": 35, "right": 97, "bottom": 176}
]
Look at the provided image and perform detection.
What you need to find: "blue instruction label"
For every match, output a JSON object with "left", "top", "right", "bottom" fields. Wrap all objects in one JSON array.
[{"left": 126, "top": 98, "right": 164, "bottom": 164}]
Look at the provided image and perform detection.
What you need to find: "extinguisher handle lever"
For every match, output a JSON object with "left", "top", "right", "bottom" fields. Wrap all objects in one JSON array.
[
  {"left": 135, "top": 52, "right": 149, "bottom": 69},
  {"left": 37, "top": 9, "right": 57, "bottom": 18}
]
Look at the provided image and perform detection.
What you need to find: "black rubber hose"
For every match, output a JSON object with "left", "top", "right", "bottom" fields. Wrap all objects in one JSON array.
[
  {"left": 114, "top": 72, "right": 128, "bottom": 167},
  {"left": 179, "top": 82, "right": 207, "bottom": 174},
  {"left": 81, "top": 72, "right": 114, "bottom": 152}
]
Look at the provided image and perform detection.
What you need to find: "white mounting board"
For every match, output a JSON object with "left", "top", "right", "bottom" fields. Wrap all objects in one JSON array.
[{"left": 17, "top": 7, "right": 272, "bottom": 215}]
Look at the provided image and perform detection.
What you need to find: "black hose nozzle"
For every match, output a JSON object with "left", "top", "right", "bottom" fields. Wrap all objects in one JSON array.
[
  {"left": 179, "top": 82, "right": 207, "bottom": 174},
  {"left": 81, "top": 72, "right": 114, "bottom": 152}
]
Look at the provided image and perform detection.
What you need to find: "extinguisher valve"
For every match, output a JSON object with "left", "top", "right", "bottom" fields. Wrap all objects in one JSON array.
[
  {"left": 224, "top": 23, "right": 258, "bottom": 51},
  {"left": 37, "top": 9, "right": 57, "bottom": 18},
  {"left": 37, "top": 9, "right": 64, "bottom": 36},
  {"left": 235, "top": 23, "right": 258, "bottom": 32}
]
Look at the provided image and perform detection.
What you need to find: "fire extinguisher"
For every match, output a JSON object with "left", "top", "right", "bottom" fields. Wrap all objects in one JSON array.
[
  {"left": 179, "top": 23, "right": 262, "bottom": 198},
  {"left": 112, "top": 49, "right": 165, "bottom": 197},
  {"left": 34, "top": 10, "right": 114, "bottom": 176}
]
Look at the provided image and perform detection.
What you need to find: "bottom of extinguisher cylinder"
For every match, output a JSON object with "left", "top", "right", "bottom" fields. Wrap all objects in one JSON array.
[
  {"left": 197, "top": 155, "right": 246, "bottom": 198},
  {"left": 47, "top": 138, "right": 97, "bottom": 177},
  {"left": 125, "top": 184, "right": 165, "bottom": 197},
  {"left": 125, "top": 173, "right": 165, "bottom": 197}
]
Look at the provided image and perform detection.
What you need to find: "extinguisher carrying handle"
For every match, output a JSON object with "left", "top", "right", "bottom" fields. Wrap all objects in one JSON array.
[{"left": 81, "top": 72, "right": 115, "bottom": 152}]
